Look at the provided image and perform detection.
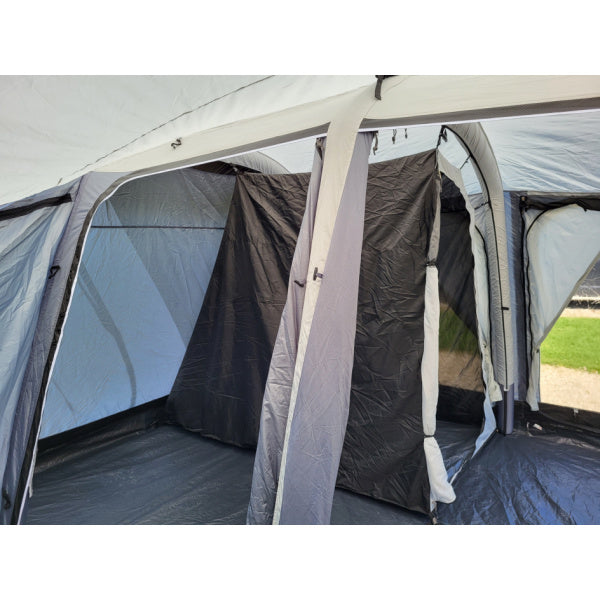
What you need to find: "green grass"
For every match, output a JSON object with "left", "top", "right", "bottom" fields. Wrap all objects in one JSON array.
[
  {"left": 439, "top": 305, "right": 479, "bottom": 354},
  {"left": 541, "top": 317, "right": 600, "bottom": 374}
]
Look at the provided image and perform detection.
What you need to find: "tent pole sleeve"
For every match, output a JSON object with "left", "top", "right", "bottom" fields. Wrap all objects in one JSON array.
[
  {"left": 497, "top": 385, "right": 515, "bottom": 435},
  {"left": 273, "top": 132, "right": 373, "bottom": 525},
  {"left": 446, "top": 123, "right": 514, "bottom": 434},
  {"left": 436, "top": 150, "right": 499, "bottom": 450},
  {"left": 246, "top": 139, "right": 325, "bottom": 525}
]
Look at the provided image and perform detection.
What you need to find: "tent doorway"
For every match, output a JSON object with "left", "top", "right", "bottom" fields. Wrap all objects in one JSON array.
[{"left": 26, "top": 145, "right": 490, "bottom": 524}]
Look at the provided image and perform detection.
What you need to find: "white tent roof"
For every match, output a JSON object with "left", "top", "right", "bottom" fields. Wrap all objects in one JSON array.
[
  {"left": 1, "top": 75, "right": 599, "bottom": 206},
  {"left": 0, "top": 75, "right": 373, "bottom": 206},
  {"left": 265, "top": 110, "right": 600, "bottom": 194}
]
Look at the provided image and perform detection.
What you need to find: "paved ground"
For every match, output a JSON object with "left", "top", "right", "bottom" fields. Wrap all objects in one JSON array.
[
  {"left": 541, "top": 364, "right": 600, "bottom": 412},
  {"left": 561, "top": 307, "right": 600, "bottom": 319},
  {"left": 541, "top": 307, "right": 599, "bottom": 411}
]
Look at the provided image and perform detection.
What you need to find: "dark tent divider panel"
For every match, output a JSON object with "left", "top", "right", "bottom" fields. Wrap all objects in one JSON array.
[
  {"left": 437, "top": 176, "right": 485, "bottom": 425},
  {"left": 167, "top": 171, "right": 311, "bottom": 446},
  {"left": 168, "top": 148, "right": 485, "bottom": 516},
  {"left": 335, "top": 151, "right": 438, "bottom": 514}
]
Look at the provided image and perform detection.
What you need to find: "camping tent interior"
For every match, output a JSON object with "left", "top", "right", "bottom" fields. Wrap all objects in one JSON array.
[{"left": 1, "top": 76, "right": 599, "bottom": 525}]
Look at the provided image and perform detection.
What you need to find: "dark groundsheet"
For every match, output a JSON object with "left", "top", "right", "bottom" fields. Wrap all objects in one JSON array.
[
  {"left": 24, "top": 416, "right": 600, "bottom": 525},
  {"left": 25, "top": 421, "right": 474, "bottom": 525}
]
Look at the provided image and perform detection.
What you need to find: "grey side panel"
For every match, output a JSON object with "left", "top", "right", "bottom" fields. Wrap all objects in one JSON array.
[
  {"left": 0, "top": 172, "right": 123, "bottom": 524},
  {"left": 275, "top": 133, "right": 372, "bottom": 525},
  {"left": 41, "top": 170, "right": 235, "bottom": 437},
  {"left": 246, "top": 141, "right": 324, "bottom": 525},
  {"left": 0, "top": 200, "right": 72, "bottom": 502}
]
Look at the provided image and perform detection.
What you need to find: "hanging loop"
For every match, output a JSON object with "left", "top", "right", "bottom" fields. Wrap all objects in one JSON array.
[
  {"left": 436, "top": 126, "right": 448, "bottom": 149},
  {"left": 374, "top": 75, "right": 394, "bottom": 100}
]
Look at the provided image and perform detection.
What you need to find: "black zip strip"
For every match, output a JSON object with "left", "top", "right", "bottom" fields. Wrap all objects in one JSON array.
[
  {"left": 446, "top": 126, "right": 509, "bottom": 389},
  {"left": 473, "top": 225, "right": 494, "bottom": 364},
  {"left": 521, "top": 195, "right": 600, "bottom": 212},
  {"left": 0, "top": 194, "right": 71, "bottom": 222}
]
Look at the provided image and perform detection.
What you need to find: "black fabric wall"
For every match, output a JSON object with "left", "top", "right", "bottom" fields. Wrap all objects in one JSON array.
[
  {"left": 335, "top": 153, "right": 437, "bottom": 512},
  {"left": 167, "top": 151, "right": 483, "bottom": 513},
  {"left": 167, "top": 173, "right": 311, "bottom": 446}
]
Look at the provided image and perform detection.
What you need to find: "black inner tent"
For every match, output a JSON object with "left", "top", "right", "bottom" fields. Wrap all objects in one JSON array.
[
  {"left": 167, "top": 151, "right": 485, "bottom": 516},
  {"left": 26, "top": 150, "right": 486, "bottom": 524}
]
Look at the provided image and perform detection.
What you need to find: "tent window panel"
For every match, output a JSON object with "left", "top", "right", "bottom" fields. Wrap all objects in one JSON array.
[{"left": 436, "top": 176, "right": 485, "bottom": 426}]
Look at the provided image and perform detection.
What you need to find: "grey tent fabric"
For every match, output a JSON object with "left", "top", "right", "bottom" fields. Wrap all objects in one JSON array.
[
  {"left": 41, "top": 169, "right": 234, "bottom": 438},
  {"left": 0, "top": 198, "right": 72, "bottom": 502},
  {"left": 272, "top": 133, "right": 373, "bottom": 525},
  {"left": 2, "top": 76, "right": 600, "bottom": 527},
  {"left": 0, "top": 172, "right": 128, "bottom": 524},
  {"left": 247, "top": 140, "right": 325, "bottom": 524},
  {"left": 446, "top": 124, "right": 513, "bottom": 396}
]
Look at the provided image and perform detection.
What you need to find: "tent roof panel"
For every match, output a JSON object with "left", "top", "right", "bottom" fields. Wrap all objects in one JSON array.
[
  {"left": 0, "top": 75, "right": 373, "bottom": 206},
  {"left": 2, "top": 76, "right": 600, "bottom": 205}
]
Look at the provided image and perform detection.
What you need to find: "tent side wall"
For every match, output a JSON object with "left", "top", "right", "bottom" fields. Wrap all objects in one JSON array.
[
  {"left": 0, "top": 173, "right": 132, "bottom": 524},
  {"left": 40, "top": 168, "right": 236, "bottom": 438},
  {"left": 0, "top": 193, "right": 73, "bottom": 517}
]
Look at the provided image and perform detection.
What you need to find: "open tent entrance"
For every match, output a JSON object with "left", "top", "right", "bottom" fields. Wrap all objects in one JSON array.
[
  {"left": 539, "top": 265, "right": 600, "bottom": 422},
  {"left": 510, "top": 193, "right": 600, "bottom": 426},
  {"left": 546, "top": 259, "right": 600, "bottom": 416},
  {"left": 27, "top": 141, "right": 491, "bottom": 525}
]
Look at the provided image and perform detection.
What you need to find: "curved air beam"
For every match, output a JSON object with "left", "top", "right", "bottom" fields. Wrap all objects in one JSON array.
[{"left": 446, "top": 123, "right": 514, "bottom": 433}]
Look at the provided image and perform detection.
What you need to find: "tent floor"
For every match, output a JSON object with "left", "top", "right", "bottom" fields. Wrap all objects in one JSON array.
[
  {"left": 437, "top": 418, "right": 600, "bottom": 525},
  {"left": 23, "top": 416, "right": 600, "bottom": 525}
]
